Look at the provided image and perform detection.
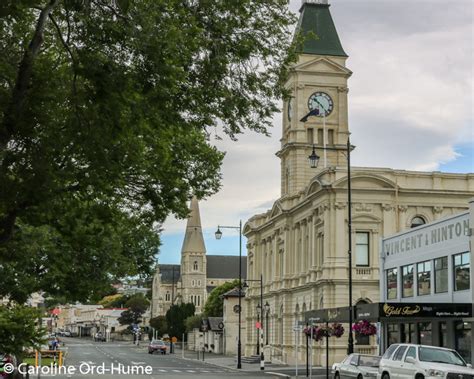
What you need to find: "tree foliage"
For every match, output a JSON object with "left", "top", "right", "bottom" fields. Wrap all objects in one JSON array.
[
  {"left": 0, "top": 304, "right": 45, "bottom": 359},
  {"left": 149, "top": 315, "right": 168, "bottom": 337},
  {"left": 184, "top": 314, "right": 203, "bottom": 333},
  {"left": 203, "top": 279, "right": 240, "bottom": 317},
  {"left": 165, "top": 303, "right": 195, "bottom": 339},
  {"left": 0, "top": 0, "right": 297, "bottom": 304},
  {"left": 118, "top": 293, "right": 149, "bottom": 326}
]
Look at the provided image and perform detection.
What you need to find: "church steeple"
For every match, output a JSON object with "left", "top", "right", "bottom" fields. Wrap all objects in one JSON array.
[
  {"left": 297, "top": 0, "right": 347, "bottom": 57},
  {"left": 181, "top": 196, "right": 206, "bottom": 254},
  {"left": 180, "top": 196, "right": 207, "bottom": 313}
]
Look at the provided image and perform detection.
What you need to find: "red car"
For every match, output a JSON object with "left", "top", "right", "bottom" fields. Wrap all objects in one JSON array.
[{"left": 148, "top": 340, "right": 167, "bottom": 355}]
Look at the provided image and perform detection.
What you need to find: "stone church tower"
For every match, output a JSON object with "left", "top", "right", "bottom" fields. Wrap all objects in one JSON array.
[{"left": 179, "top": 196, "right": 207, "bottom": 313}]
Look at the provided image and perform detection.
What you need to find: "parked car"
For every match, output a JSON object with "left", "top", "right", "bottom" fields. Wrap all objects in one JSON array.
[
  {"left": 378, "top": 344, "right": 474, "bottom": 379},
  {"left": 148, "top": 340, "right": 167, "bottom": 355},
  {"left": 0, "top": 354, "right": 17, "bottom": 379},
  {"left": 332, "top": 354, "right": 380, "bottom": 379}
]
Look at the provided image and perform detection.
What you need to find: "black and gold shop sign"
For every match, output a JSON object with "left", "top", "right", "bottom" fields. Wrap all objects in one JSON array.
[{"left": 380, "top": 303, "right": 472, "bottom": 319}]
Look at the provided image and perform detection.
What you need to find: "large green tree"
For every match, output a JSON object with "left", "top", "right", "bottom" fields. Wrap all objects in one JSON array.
[
  {"left": 203, "top": 279, "right": 239, "bottom": 317},
  {"left": 118, "top": 293, "right": 149, "bottom": 326},
  {"left": 0, "top": 0, "right": 297, "bottom": 304},
  {"left": 165, "top": 303, "right": 195, "bottom": 340}
]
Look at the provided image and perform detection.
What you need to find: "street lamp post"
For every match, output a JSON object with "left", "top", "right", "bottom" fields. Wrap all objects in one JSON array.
[
  {"left": 264, "top": 302, "right": 270, "bottom": 345},
  {"left": 244, "top": 273, "right": 264, "bottom": 370},
  {"left": 256, "top": 303, "right": 261, "bottom": 355},
  {"left": 215, "top": 221, "right": 242, "bottom": 369},
  {"left": 307, "top": 138, "right": 355, "bottom": 355}
]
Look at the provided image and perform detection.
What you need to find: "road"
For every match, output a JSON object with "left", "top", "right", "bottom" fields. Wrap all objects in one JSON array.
[{"left": 27, "top": 338, "right": 287, "bottom": 379}]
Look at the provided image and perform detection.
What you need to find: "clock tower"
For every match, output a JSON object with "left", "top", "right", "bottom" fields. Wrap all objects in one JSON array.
[{"left": 278, "top": 0, "right": 352, "bottom": 196}]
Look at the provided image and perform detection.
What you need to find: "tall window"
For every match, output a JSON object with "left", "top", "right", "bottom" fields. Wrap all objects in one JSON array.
[
  {"left": 387, "top": 268, "right": 398, "bottom": 299},
  {"left": 165, "top": 292, "right": 171, "bottom": 302},
  {"left": 453, "top": 252, "right": 470, "bottom": 291},
  {"left": 417, "top": 261, "right": 431, "bottom": 296},
  {"left": 402, "top": 264, "right": 414, "bottom": 297},
  {"left": 355, "top": 232, "right": 369, "bottom": 266},
  {"left": 435, "top": 256, "right": 448, "bottom": 293},
  {"left": 193, "top": 261, "right": 198, "bottom": 271}
]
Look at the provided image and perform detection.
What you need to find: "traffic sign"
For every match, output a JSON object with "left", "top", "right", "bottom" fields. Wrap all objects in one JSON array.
[{"left": 255, "top": 322, "right": 262, "bottom": 329}]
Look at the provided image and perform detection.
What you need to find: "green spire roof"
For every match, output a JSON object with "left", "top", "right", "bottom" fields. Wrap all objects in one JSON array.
[{"left": 296, "top": 1, "right": 347, "bottom": 57}]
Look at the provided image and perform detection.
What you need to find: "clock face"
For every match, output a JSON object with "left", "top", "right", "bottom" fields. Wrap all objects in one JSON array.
[
  {"left": 287, "top": 99, "right": 293, "bottom": 121},
  {"left": 308, "top": 92, "right": 334, "bottom": 117}
]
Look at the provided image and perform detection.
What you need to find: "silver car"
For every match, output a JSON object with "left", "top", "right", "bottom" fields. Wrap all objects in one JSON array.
[
  {"left": 378, "top": 344, "right": 474, "bottom": 379},
  {"left": 333, "top": 354, "right": 381, "bottom": 379}
]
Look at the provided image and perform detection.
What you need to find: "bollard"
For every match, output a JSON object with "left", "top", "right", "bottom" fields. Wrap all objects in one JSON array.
[
  {"left": 202, "top": 348, "right": 205, "bottom": 361},
  {"left": 197, "top": 349, "right": 199, "bottom": 360}
]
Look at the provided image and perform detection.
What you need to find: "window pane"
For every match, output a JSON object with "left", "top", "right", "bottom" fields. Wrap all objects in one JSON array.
[
  {"left": 435, "top": 257, "right": 448, "bottom": 293},
  {"left": 417, "top": 261, "right": 431, "bottom": 296},
  {"left": 402, "top": 265, "right": 414, "bottom": 297},
  {"left": 356, "top": 233, "right": 368, "bottom": 244},
  {"left": 405, "top": 347, "right": 416, "bottom": 361},
  {"left": 387, "top": 268, "right": 398, "bottom": 300},
  {"left": 355, "top": 232, "right": 369, "bottom": 267},
  {"left": 418, "top": 322, "right": 432, "bottom": 345},
  {"left": 356, "top": 245, "right": 369, "bottom": 265},
  {"left": 454, "top": 252, "right": 470, "bottom": 291}
]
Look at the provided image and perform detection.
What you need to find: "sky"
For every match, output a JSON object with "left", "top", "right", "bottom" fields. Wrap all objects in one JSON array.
[{"left": 158, "top": 0, "right": 473, "bottom": 264}]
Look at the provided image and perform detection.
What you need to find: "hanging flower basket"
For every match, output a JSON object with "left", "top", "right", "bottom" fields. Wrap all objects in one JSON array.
[
  {"left": 303, "top": 323, "right": 345, "bottom": 341},
  {"left": 352, "top": 320, "right": 377, "bottom": 336},
  {"left": 331, "top": 323, "right": 345, "bottom": 338}
]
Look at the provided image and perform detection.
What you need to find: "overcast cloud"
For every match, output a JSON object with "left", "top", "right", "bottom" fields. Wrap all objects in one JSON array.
[{"left": 159, "top": 0, "right": 473, "bottom": 261}]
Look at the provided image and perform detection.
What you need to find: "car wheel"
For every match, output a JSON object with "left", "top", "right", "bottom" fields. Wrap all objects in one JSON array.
[
  {"left": 358, "top": 375, "right": 363, "bottom": 379},
  {"left": 382, "top": 372, "right": 390, "bottom": 379},
  {"left": 334, "top": 372, "right": 340, "bottom": 379},
  {"left": 415, "top": 375, "right": 424, "bottom": 379}
]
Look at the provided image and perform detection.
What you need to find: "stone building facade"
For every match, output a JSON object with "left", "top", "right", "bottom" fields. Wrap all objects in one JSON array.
[
  {"left": 243, "top": 0, "right": 474, "bottom": 366},
  {"left": 151, "top": 197, "right": 247, "bottom": 317}
]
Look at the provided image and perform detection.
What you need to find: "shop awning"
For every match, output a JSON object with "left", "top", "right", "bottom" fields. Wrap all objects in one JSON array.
[{"left": 304, "top": 302, "right": 473, "bottom": 324}]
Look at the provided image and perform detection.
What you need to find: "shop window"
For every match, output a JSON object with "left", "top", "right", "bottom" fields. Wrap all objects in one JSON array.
[
  {"left": 439, "top": 322, "right": 447, "bottom": 348},
  {"left": 453, "top": 252, "right": 470, "bottom": 291},
  {"left": 410, "top": 216, "right": 426, "bottom": 228},
  {"left": 435, "top": 257, "right": 448, "bottom": 293},
  {"left": 387, "top": 324, "right": 399, "bottom": 346},
  {"left": 401, "top": 323, "right": 415, "bottom": 343},
  {"left": 386, "top": 268, "right": 398, "bottom": 300},
  {"left": 417, "top": 261, "right": 431, "bottom": 296},
  {"left": 355, "top": 232, "right": 369, "bottom": 266},
  {"left": 418, "top": 322, "right": 432, "bottom": 345},
  {"left": 402, "top": 264, "right": 414, "bottom": 297},
  {"left": 455, "top": 321, "right": 472, "bottom": 363}
]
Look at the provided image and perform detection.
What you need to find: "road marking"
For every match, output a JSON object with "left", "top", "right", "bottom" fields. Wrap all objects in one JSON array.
[
  {"left": 131, "top": 361, "right": 146, "bottom": 365},
  {"left": 186, "top": 370, "right": 196, "bottom": 373}
]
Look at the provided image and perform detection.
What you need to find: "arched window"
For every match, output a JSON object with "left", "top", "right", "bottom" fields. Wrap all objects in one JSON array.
[
  {"left": 192, "top": 280, "right": 195, "bottom": 287},
  {"left": 165, "top": 292, "right": 171, "bottom": 302},
  {"left": 411, "top": 216, "right": 426, "bottom": 228},
  {"left": 193, "top": 261, "right": 198, "bottom": 271}
]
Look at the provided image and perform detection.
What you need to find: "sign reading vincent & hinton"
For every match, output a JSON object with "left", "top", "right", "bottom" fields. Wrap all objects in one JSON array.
[{"left": 382, "top": 212, "right": 469, "bottom": 258}]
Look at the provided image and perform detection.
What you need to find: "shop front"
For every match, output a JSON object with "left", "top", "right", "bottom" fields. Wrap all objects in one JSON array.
[{"left": 355, "top": 302, "right": 473, "bottom": 363}]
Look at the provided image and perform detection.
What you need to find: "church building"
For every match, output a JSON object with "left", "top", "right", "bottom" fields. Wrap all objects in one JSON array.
[
  {"left": 151, "top": 197, "right": 247, "bottom": 317},
  {"left": 243, "top": 0, "right": 474, "bottom": 366}
]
